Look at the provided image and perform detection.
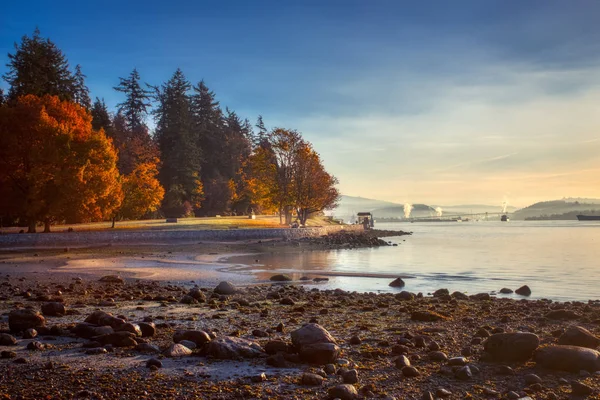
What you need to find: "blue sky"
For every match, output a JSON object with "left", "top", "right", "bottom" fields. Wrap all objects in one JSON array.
[{"left": 2, "top": 1, "right": 600, "bottom": 207}]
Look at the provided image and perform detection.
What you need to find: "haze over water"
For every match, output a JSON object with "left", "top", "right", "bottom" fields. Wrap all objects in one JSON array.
[{"left": 231, "top": 221, "right": 600, "bottom": 302}]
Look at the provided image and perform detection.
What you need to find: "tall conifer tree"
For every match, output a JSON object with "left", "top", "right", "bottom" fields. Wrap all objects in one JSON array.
[{"left": 73, "top": 64, "right": 91, "bottom": 109}]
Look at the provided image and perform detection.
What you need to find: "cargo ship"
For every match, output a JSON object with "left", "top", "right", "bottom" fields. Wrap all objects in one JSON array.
[{"left": 577, "top": 215, "right": 600, "bottom": 221}]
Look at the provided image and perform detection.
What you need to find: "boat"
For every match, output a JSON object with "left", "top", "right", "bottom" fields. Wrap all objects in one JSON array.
[{"left": 577, "top": 215, "right": 600, "bottom": 221}]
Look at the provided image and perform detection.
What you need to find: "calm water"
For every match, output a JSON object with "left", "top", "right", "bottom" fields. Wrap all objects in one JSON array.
[{"left": 229, "top": 221, "right": 600, "bottom": 302}]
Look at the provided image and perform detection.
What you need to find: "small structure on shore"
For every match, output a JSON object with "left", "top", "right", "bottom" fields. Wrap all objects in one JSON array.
[{"left": 357, "top": 212, "right": 374, "bottom": 229}]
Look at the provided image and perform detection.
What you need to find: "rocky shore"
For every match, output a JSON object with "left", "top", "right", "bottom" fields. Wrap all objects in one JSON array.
[{"left": 2, "top": 273, "right": 600, "bottom": 399}]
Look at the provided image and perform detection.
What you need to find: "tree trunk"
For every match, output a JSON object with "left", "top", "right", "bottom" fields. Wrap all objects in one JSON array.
[
  {"left": 43, "top": 219, "right": 51, "bottom": 233},
  {"left": 284, "top": 206, "right": 292, "bottom": 225},
  {"left": 278, "top": 207, "right": 283, "bottom": 225},
  {"left": 27, "top": 220, "right": 36, "bottom": 233},
  {"left": 111, "top": 216, "right": 116, "bottom": 229}
]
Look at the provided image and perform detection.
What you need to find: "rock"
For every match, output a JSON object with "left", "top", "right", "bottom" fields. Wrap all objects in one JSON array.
[
  {"left": 422, "top": 392, "right": 435, "bottom": 400},
  {"left": 279, "top": 297, "right": 295, "bottom": 305},
  {"left": 301, "top": 372, "right": 324, "bottom": 386},
  {"left": 85, "top": 348, "right": 107, "bottom": 355},
  {"left": 173, "top": 330, "right": 211, "bottom": 347},
  {"left": 571, "top": 381, "right": 594, "bottom": 396},
  {"left": 99, "top": 275, "right": 124, "bottom": 284},
  {"left": 299, "top": 342, "right": 341, "bottom": 364},
  {"left": 94, "top": 332, "right": 137, "bottom": 347},
  {"left": 471, "top": 293, "right": 491, "bottom": 301},
  {"left": 411, "top": 310, "right": 447, "bottom": 322},
  {"left": 448, "top": 357, "right": 467, "bottom": 366},
  {"left": 27, "top": 341, "right": 44, "bottom": 350},
  {"left": 187, "top": 287, "right": 206, "bottom": 302},
  {"left": 534, "top": 345, "right": 600, "bottom": 372},
  {"left": 389, "top": 278, "right": 405, "bottom": 288},
  {"left": 328, "top": 384, "right": 358, "bottom": 400},
  {"left": 455, "top": 365, "right": 472, "bottom": 380},
  {"left": 8, "top": 309, "right": 46, "bottom": 332},
  {"left": 204, "top": 337, "right": 264, "bottom": 360},
  {"left": 266, "top": 352, "right": 290, "bottom": 368},
  {"left": 73, "top": 323, "right": 114, "bottom": 339},
  {"left": 138, "top": 322, "right": 156, "bottom": 338},
  {"left": 250, "top": 373, "right": 267, "bottom": 383},
  {"left": 180, "top": 295, "right": 198, "bottom": 304},
  {"left": 1, "top": 351, "right": 16, "bottom": 359},
  {"left": 23, "top": 329, "right": 37, "bottom": 339},
  {"left": 349, "top": 335, "right": 362, "bottom": 345},
  {"left": 558, "top": 326, "right": 600, "bottom": 348},
  {"left": 451, "top": 291, "right": 469, "bottom": 300},
  {"left": 428, "top": 351, "right": 448, "bottom": 362},
  {"left": 291, "top": 323, "right": 337, "bottom": 349},
  {"left": 402, "top": 366, "right": 420, "bottom": 377},
  {"left": 524, "top": 374, "right": 542, "bottom": 385},
  {"left": 496, "top": 365, "right": 514, "bottom": 375},
  {"left": 515, "top": 285, "right": 531, "bottom": 296},
  {"left": 394, "top": 355, "right": 411, "bottom": 368},
  {"left": 433, "top": 288, "right": 449, "bottom": 297},
  {"left": 118, "top": 323, "right": 142, "bottom": 337},
  {"left": 214, "top": 281, "right": 236, "bottom": 295},
  {"left": 0, "top": 333, "right": 17, "bottom": 346},
  {"left": 342, "top": 369, "right": 359, "bottom": 384},
  {"left": 136, "top": 343, "right": 160, "bottom": 353},
  {"left": 163, "top": 343, "right": 192, "bottom": 357},
  {"left": 265, "top": 340, "right": 289, "bottom": 355},
  {"left": 270, "top": 274, "right": 292, "bottom": 282},
  {"left": 146, "top": 358, "right": 162, "bottom": 368},
  {"left": 483, "top": 332, "right": 540, "bottom": 361},
  {"left": 41, "top": 302, "right": 66, "bottom": 317},
  {"left": 545, "top": 310, "right": 581, "bottom": 320},
  {"left": 499, "top": 288, "right": 513, "bottom": 294},
  {"left": 395, "top": 291, "right": 415, "bottom": 301},
  {"left": 179, "top": 340, "right": 197, "bottom": 350},
  {"left": 436, "top": 388, "right": 452, "bottom": 397}
]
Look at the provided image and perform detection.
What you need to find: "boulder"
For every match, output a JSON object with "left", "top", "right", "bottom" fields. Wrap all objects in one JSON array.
[
  {"left": 471, "top": 293, "right": 491, "bottom": 301},
  {"left": 187, "top": 287, "right": 206, "bottom": 302},
  {"left": 328, "top": 384, "right": 358, "bottom": 400},
  {"left": 204, "top": 337, "right": 264, "bottom": 360},
  {"left": 138, "top": 322, "right": 156, "bottom": 338},
  {"left": 483, "top": 332, "right": 540, "bottom": 361},
  {"left": 41, "top": 302, "right": 66, "bottom": 317},
  {"left": 94, "top": 332, "right": 137, "bottom": 347},
  {"left": 73, "top": 323, "right": 114, "bottom": 339},
  {"left": 0, "top": 334, "right": 17, "bottom": 346},
  {"left": 301, "top": 372, "right": 324, "bottom": 386},
  {"left": 163, "top": 343, "right": 192, "bottom": 357},
  {"left": 8, "top": 309, "right": 46, "bottom": 332},
  {"left": 433, "top": 288, "right": 449, "bottom": 297},
  {"left": 214, "top": 281, "right": 236, "bottom": 295},
  {"left": 558, "top": 326, "right": 600, "bottom": 349},
  {"left": 534, "top": 345, "right": 600, "bottom": 372},
  {"left": 451, "top": 291, "right": 469, "bottom": 300},
  {"left": 117, "top": 323, "right": 142, "bottom": 337},
  {"left": 265, "top": 340, "right": 290, "bottom": 355},
  {"left": 180, "top": 295, "right": 198, "bottom": 304},
  {"left": 291, "top": 323, "right": 337, "bottom": 349},
  {"left": 395, "top": 291, "right": 415, "bottom": 301},
  {"left": 411, "top": 310, "right": 447, "bottom": 322},
  {"left": 173, "top": 330, "right": 211, "bottom": 346},
  {"left": 389, "top": 278, "right": 405, "bottom": 288},
  {"left": 299, "top": 342, "right": 341, "bottom": 365},
  {"left": 515, "top": 285, "right": 531, "bottom": 296},
  {"left": 270, "top": 274, "right": 292, "bottom": 282},
  {"left": 499, "top": 288, "right": 513, "bottom": 294}
]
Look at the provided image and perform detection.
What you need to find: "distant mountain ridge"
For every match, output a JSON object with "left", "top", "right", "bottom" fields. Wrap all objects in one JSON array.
[{"left": 512, "top": 198, "right": 600, "bottom": 220}]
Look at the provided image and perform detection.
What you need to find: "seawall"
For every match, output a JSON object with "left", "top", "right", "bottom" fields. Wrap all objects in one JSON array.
[{"left": 0, "top": 225, "right": 364, "bottom": 249}]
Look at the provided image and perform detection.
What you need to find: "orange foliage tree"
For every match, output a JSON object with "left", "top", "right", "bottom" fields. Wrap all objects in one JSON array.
[
  {"left": 118, "top": 160, "right": 165, "bottom": 221},
  {"left": 0, "top": 95, "right": 123, "bottom": 232}
]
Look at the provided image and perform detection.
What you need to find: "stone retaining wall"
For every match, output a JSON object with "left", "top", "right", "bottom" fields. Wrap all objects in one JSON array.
[{"left": 0, "top": 224, "right": 364, "bottom": 249}]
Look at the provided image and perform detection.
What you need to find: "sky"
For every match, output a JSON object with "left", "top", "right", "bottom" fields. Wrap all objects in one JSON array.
[{"left": 2, "top": 0, "right": 600, "bottom": 208}]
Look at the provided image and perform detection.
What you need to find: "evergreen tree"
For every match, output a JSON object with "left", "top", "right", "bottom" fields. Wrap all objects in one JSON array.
[
  {"left": 154, "top": 69, "right": 203, "bottom": 216},
  {"left": 91, "top": 98, "right": 112, "bottom": 133},
  {"left": 73, "top": 64, "right": 91, "bottom": 109},
  {"left": 114, "top": 68, "right": 151, "bottom": 133},
  {"left": 3, "top": 28, "right": 76, "bottom": 102},
  {"left": 254, "top": 115, "right": 269, "bottom": 148},
  {"left": 0, "top": 88, "right": 4, "bottom": 105}
]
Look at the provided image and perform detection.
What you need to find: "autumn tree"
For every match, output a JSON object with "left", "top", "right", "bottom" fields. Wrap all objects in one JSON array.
[
  {"left": 3, "top": 29, "right": 76, "bottom": 102},
  {"left": 0, "top": 95, "right": 122, "bottom": 232},
  {"left": 119, "top": 161, "right": 164, "bottom": 220}
]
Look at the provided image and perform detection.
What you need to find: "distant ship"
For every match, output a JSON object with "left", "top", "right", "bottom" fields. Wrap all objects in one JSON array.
[{"left": 577, "top": 215, "right": 600, "bottom": 221}]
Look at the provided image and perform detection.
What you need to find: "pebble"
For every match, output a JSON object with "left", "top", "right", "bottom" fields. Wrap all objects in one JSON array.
[
  {"left": 328, "top": 384, "right": 358, "bottom": 400},
  {"left": 214, "top": 281, "right": 236, "bottom": 295},
  {"left": 301, "top": 372, "right": 324, "bottom": 386},
  {"left": 0, "top": 333, "right": 17, "bottom": 345},
  {"left": 251, "top": 373, "right": 267, "bottom": 383},
  {"left": 455, "top": 365, "right": 472, "bottom": 380},
  {"left": 341, "top": 369, "right": 358, "bottom": 384},
  {"left": 401, "top": 366, "right": 420, "bottom": 377},
  {"left": 394, "top": 355, "right": 411, "bottom": 369},
  {"left": 146, "top": 358, "right": 162, "bottom": 369},
  {"left": 524, "top": 374, "right": 542, "bottom": 385},
  {"left": 163, "top": 343, "right": 192, "bottom": 357}
]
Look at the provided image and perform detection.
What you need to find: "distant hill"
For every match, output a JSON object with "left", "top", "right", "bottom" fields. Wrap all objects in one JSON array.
[
  {"left": 372, "top": 204, "right": 435, "bottom": 219},
  {"left": 325, "top": 195, "right": 402, "bottom": 221},
  {"left": 512, "top": 199, "right": 600, "bottom": 220}
]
